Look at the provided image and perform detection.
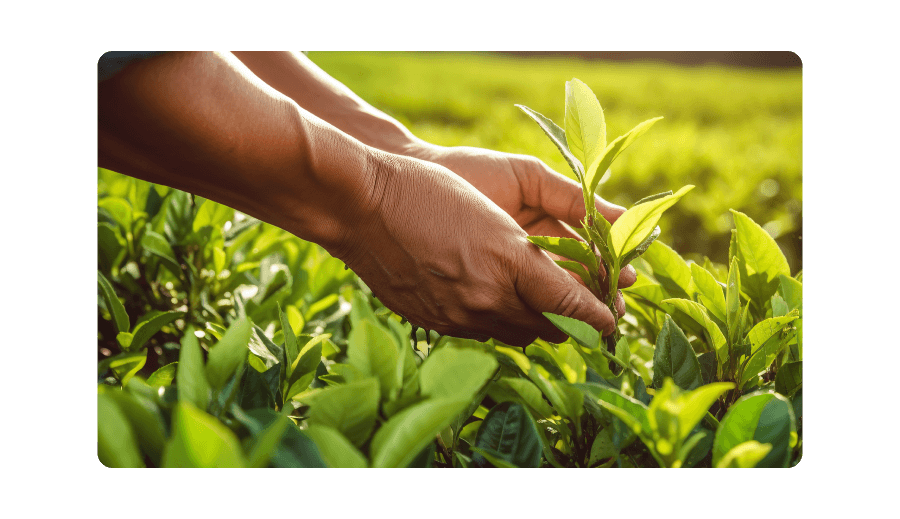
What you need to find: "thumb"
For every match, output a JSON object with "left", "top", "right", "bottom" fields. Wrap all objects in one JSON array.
[{"left": 515, "top": 244, "right": 617, "bottom": 337}]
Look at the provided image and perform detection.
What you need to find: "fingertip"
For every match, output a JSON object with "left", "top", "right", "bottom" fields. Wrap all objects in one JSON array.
[
  {"left": 619, "top": 265, "right": 637, "bottom": 287},
  {"left": 594, "top": 194, "right": 626, "bottom": 223},
  {"left": 615, "top": 290, "right": 627, "bottom": 320}
]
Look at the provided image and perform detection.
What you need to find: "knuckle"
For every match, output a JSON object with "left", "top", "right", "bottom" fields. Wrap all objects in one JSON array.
[{"left": 551, "top": 286, "right": 582, "bottom": 317}]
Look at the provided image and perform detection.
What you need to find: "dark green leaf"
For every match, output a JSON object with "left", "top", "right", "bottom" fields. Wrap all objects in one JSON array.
[
  {"left": 712, "top": 392, "right": 796, "bottom": 468},
  {"left": 97, "top": 271, "right": 129, "bottom": 334},
  {"left": 652, "top": 316, "right": 702, "bottom": 390},
  {"left": 471, "top": 402, "right": 542, "bottom": 468},
  {"left": 408, "top": 441, "right": 437, "bottom": 468},
  {"left": 128, "top": 310, "right": 184, "bottom": 351},
  {"left": 697, "top": 352, "right": 718, "bottom": 385},
  {"left": 239, "top": 408, "right": 327, "bottom": 468},
  {"left": 775, "top": 361, "right": 802, "bottom": 398}
]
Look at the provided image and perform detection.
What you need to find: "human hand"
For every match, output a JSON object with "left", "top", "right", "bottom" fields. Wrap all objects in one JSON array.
[
  {"left": 329, "top": 149, "right": 624, "bottom": 347},
  {"left": 410, "top": 144, "right": 637, "bottom": 318}
]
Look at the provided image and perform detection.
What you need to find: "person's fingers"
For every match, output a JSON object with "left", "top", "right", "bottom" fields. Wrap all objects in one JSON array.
[
  {"left": 515, "top": 156, "right": 626, "bottom": 227},
  {"left": 514, "top": 243, "right": 617, "bottom": 337},
  {"left": 592, "top": 193, "right": 626, "bottom": 225},
  {"left": 615, "top": 290, "right": 626, "bottom": 319},
  {"left": 618, "top": 265, "right": 637, "bottom": 288}
]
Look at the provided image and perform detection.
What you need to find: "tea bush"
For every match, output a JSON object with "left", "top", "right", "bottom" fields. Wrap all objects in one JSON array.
[{"left": 97, "top": 55, "right": 801, "bottom": 468}]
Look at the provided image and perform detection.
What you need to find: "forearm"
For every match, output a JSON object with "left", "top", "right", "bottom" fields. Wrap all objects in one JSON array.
[
  {"left": 231, "top": 51, "right": 424, "bottom": 156},
  {"left": 98, "top": 51, "right": 377, "bottom": 252}
]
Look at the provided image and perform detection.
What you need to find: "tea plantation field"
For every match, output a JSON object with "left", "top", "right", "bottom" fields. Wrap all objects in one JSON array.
[{"left": 98, "top": 53, "right": 802, "bottom": 468}]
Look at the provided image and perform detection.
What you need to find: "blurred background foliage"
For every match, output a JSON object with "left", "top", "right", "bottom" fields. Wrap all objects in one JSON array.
[{"left": 307, "top": 52, "right": 802, "bottom": 272}]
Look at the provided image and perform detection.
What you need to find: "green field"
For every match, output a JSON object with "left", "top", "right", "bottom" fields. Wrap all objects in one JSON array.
[{"left": 308, "top": 52, "right": 802, "bottom": 271}]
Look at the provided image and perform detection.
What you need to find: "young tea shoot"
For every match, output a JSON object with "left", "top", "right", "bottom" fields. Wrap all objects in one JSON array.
[{"left": 518, "top": 78, "right": 693, "bottom": 344}]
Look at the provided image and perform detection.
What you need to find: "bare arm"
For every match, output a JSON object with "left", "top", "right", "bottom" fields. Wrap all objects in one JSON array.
[
  {"left": 98, "top": 51, "right": 376, "bottom": 252},
  {"left": 231, "top": 51, "right": 421, "bottom": 156}
]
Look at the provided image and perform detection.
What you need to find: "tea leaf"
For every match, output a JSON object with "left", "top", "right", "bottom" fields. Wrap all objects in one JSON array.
[
  {"left": 641, "top": 241, "right": 693, "bottom": 300},
  {"left": 471, "top": 402, "right": 542, "bottom": 468},
  {"left": 715, "top": 440, "right": 773, "bottom": 468},
  {"left": 278, "top": 303, "right": 298, "bottom": 376},
  {"left": 516, "top": 104, "right": 584, "bottom": 180},
  {"left": 98, "top": 393, "right": 144, "bottom": 468},
  {"left": 726, "top": 257, "right": 742, "bottom": 346},
  {"left": 304, "top": 425, "right": 368, "bottom": 468},
  {"left": 579, "top": 384, "right": 650, "bottom": 445},
  {"left": 527, "top": 235, "right": 598, "bottom": 272},
  {"left": 610, "top": 185, "right": 694, "bottom": 257},
  {"left": 555, "top": 260, "right": 593, "bottom": 287},
  {"left": 495, "top": 377, "right": 555, "bottom": 418},
  {"left": 730, "top": 210, "right": 790, "bottom": 308},
  {"left": 652, "top": 316, "right": 702, "bottom": 390},
  {"left": 109, "top": 350, "right": 147, "bottom": 387},
  {"left": 690, "top": 263, "right": 727, "bottom": 323},
  {"left": 140, "top": 230, "right": 181, "bottom": 274},
  {"left": 420, "top": 347, "right": 497, "bottom": 401},
  {"left": 97, "top": 271, "right": 129, "bottom": 334},
  {"left": 240, "top": 408, "right": 327, "bottom": 468},
  {"left": 103, "top": 386, "right": 167, "bottom": 464},
  {"left": 775, "top": 361, "right": 802, "bottom": 398},
  {"left": 673, "top": 382, "right": 733, "bottom": 439},
  {"left": 370, "top": 397, "right": 471, "bottom": 468},
  {"left": 307, "top": 377, "right": 380, "bottom": 447},
  {"left": 620, "top": 225, "right": 660, "bottom": 266},
  {"left": 779, "top": 274, "right": 803, "bottom": 312},
  {"left": 129, "top": 310, "right": 184, "bottom": 351},
  {"left": 348, "top": 319, "right": 401, "bottom": 398},
  {"left": 712, "top": 392, "right": 796, "bottom": 468},
  {"left": 205, "top": 316, "right": 252, "bottom": 390},
  {"left": 542, "top": 312, "right": 600, "bottom": 349},
  {"left": 147, "top": 362, "right": 178, "bottom": 386},
  {"left": 162, "top": 402, "right": 245, "bottom": 468},
  {"left": 740, "top": 313, "right": 800, "bottom": 385},
  {"left": 633, "top": 191, "right": 674, "bottom": 206},
  {"left": 586, "top": 117, "right": 664, "bottom": 196},
  {"left": 661, "top": 298, "right": 727, "bottom": 353},
  {"left": 177, "top": 327, "right": 210, "bottom": 410},
  {"left": 564, "top": 78, "right": 606, "bottom": 172}
]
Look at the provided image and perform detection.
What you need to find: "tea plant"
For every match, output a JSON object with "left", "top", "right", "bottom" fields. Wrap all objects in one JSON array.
[
  {"left": 97, "top": 78, "right": 801, "bottom": 468},
  {"left": 518, "top": 78, "right": 692, "bottom": 347}
]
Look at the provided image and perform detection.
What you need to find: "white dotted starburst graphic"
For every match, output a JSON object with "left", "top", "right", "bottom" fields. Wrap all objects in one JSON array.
[
  {"left": 803, "top": 201, "right": 900, "bottom": 486},
  {"left": 0, "top": 20, "right": 97, "bottom": 308}
]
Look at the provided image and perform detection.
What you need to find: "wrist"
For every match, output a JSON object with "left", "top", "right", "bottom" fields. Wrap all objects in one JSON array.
[{"left": 242, "top": 105, "right": 374, "bottom": 254}]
